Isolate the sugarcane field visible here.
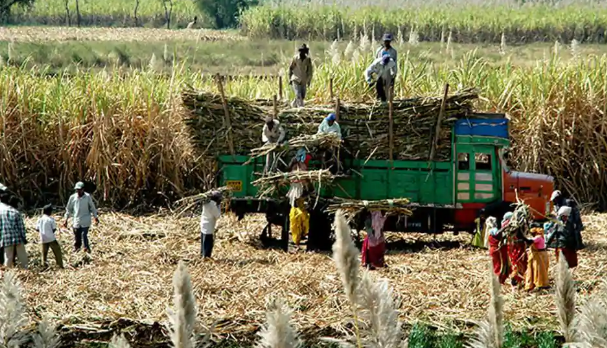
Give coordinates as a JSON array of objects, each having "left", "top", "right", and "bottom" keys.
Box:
[{"left": 2, "top": 0, "right": 607, "bottom": 347}]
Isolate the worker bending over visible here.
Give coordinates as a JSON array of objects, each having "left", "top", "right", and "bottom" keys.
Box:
[
  {"left": 261, "top": 117, "right": 286, "bottom": 174},
  {"left": 365, "top": 52, "right": 397, "bottom": 103}
]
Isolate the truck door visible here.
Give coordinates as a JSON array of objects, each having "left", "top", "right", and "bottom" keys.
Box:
[{"left": 455, "top": 144, "right": 500, "bottom": 204}]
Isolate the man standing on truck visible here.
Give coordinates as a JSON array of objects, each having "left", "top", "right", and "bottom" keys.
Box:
[
  {"left": 262, "top": 117, "right": 286, "bottom": 174},
  {"left": 317, "top": 113, "right": 342, "bottom": 173},
  {"left": 550, "top": 190, "right": 584, "bottom": 250},
  {"left": 365, "top": 52, "right": 397, "bottom": 103},
  {"left": 289, "top": 44, "right": 314, "bottom": 108}
]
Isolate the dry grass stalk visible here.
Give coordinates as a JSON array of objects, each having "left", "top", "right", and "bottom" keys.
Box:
[
  {"left": 167, "top": 261, "right": 198, "bottom": 348},
  {"left": 466, "top": 263, "right": 504, "bottom": 348},
  {"left": 109, "top": 334, "right": 132, "bottom": 348},
  {"left": 332, "top": 211, "right": 362, "bottom": 346},
  {"left": 326, "top": 197, "right": 413, "bottom": 219},
  {"left": 556, "top": 253, "right": 577, "bottom": 343},
  {"left": 0, "top": 271, "right": 28, "bottom": 347},
  {"left": 358, "top": 272, "right": 402, "bottom": 348},
  {"left": 32, "top": 318, "right": 60, "bottom": 348},
  {"left": 575, "top": 281, "right": 607, "bottom": 347},
  {"left": 256, "top": 298, "right": 301, "bottom": 348}
]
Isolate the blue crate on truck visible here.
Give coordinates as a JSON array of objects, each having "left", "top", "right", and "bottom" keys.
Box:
[{"left": 454, "top": 118, "right": 509, "bottom": 138}]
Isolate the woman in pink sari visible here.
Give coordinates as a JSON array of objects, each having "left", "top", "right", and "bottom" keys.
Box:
[{"left": 361, "top": 211, "right": 387, "bottom": 269}]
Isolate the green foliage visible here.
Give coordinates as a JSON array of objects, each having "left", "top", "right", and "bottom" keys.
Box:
[
  {"left": 536, "top": 331, "right": 558, "bottom": 348},
  {"left": 0, "top": 0, "right": 34, "bottom": 22},
  {"left": 194, "top": 0, "right": 258, "bottom": 28},
  {"left": 408, "top": 323, "right": 436, "bottom": 348}
]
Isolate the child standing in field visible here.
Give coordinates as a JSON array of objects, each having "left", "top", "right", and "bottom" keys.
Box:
[{"left": 36, "top": 204, "right": 64, "bottom": 269}]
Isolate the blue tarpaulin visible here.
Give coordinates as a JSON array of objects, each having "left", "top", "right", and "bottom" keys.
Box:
[{"left": 454, "top": 118, "right": 509, "bottom": 138}]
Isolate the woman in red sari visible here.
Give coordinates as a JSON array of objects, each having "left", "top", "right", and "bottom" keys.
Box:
[
  {"left": 361, "top": 211, "right": 387, "bottom": 270},
  {"left": 487, "top": 217, "right": 510, "bottom": 284},
  {"left": 502, "top": 212, "right": 531, "bottom": 289}
]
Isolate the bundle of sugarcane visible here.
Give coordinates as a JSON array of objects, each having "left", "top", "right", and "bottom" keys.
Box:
[
  {"left": 325, "top": 197, "right": 414, "bottom": 216},
  {"left": 251, "top": 169, "right": 336, "bottom": 197},
  {"left": 182, "top": 88, "right": 478, "bottom": 161},
  {"left": 501, "top": 199, "right": 533, "bottom": 237},
  {"left": 248, "top": 133, "right": 342, "bottom": 160},
  {"left": 172, "top": 186, "right": 232, "bottom": 216}
]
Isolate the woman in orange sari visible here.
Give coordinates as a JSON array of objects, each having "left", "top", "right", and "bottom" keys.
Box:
[{"left": 525, "top": 223, "right": 550, "bottom": 291}]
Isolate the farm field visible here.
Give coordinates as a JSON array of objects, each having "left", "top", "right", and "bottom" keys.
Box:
[
  {"left": 2, "top": 0, "right": 607, "bottom": 345},
  {"left": 12, "top": 211, "right": 607, "bottom": 347},
  {"left": 7, "top": 0, "right": 607, "bottom": 44},
  {"left": 3, "top": 26, "right": 607, "bottom": 73}
]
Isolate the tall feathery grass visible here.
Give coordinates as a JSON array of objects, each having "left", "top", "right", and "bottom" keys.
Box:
[
  {"left": 240, "top": 0, "right": 607, "bottom": 43},
  {"left": 2, "top": 50, "right": 607, "bottom": 208},
  {"left": 555, "top": 254, "right": 577, "bottom": 344},
  {"left": 256, "top": 298, "right": 301, "bottom": 348},
  {"left": 167, "top": 261, "right": 198, "bottom": 348},
  {"left": 467, "top": 264, "right": 504, "bottom": 348}
]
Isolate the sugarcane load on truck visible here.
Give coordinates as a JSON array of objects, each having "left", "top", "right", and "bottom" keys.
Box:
[{"left": 182, "top": 84, "right": 555, "bottom": 252}]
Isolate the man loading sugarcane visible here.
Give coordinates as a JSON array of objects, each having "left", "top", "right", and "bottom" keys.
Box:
[
  {"left": 289, "top": 44, "right": 314, "bottom": 108},
  {"left": 365, "top": 52, "right": 397, "bottom": 103},
  {"left": 317, "top": 113, "right": 343, "bottom": 174},
  {"left": 375, "top": 33, "right": 397, "bottom": 63},
  {"left": 262, "top": 117, "right": 286, "bottom": 174}
]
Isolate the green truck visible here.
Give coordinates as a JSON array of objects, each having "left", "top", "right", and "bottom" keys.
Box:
[{"left": 216, "top": 112, "right": 554, "bottom": 250}]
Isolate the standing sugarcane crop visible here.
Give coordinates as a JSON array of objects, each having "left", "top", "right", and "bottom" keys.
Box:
[
  {"left": 365, "top": 52, "right": 397, "bottom": 103},
  {"left": 261, "top": 117, "right": 286, "bottom": 174},
  {"left": 289, "top": 44, "right": 314, "bottom": 108}
]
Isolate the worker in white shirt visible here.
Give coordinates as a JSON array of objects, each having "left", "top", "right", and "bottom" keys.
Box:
[
  {"left": 365, "top": 52, "right": 397, "bottom": 103},
  {"left": 63, "top": 181, "right": 99, "bottom": 253},
  {"left": 201, "top": 191, "right": 222, "bottom": 259},
  {"left": 317, "top": 113, "right": 343, "bottom": 173},
  {"left": 261, "top": 117, "right": 286, "bottom": 174}
]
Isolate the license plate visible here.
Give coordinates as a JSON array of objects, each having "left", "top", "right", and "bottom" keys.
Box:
[{"left": 226, "top": 180, "right": 242, "bottom": 192}]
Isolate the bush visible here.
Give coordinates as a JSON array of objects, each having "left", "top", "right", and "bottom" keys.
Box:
[{"left": 194, "top": 0, "right": 258, "bottom": 28}]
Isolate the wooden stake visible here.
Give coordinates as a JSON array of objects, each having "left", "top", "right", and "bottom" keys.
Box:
[
  {"left": 278, "top": 76, "right": 283, "bottom": 101},
  {"left": 429, "top": 83, "right": 450, "bottom": 163},
  {"left": 335, "top": 97, "right": 340, "bottom": 121},
  {"left": 216, "top": 74, "right": 235, "bottom": 158},
  {"left": 273, "top": 95, "right": 278, "bottom": 118},
  {"left": 329, "top": 78, "right": 334, "bottom": 100},
  {"left": 388, "top": 84, "right": 394, "bottom": 166}
]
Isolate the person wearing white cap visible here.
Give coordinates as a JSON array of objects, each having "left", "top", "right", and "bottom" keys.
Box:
[
  {"left": 200, "top": 191, "right": 222, "bottom": 259},
  {"left": 63, "top": 181, "right": 99, "bottom": 253},
  {"left": 550, "top": 190, "right": 584, "bottom": 249},
  {"left": 546, "top": 206, "right": 578, "bottom": 268}
]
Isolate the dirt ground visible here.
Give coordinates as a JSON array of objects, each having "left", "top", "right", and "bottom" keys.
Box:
[{"left": 11, "top": 211, "right": 607, "bottom": 343}]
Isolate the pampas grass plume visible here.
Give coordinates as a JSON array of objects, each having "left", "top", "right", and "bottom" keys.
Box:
[
  {"left": 167, "top": 261, "right": 198, "bottom": 348},
  {"left": 358, "top": 271, "right": 402, "bottom": 348},
  {"left": 256, "top": 297, "right": 300, "bottom": 348},
  {"left": 0, "top": 271, "right": 28, "bottom": 347},
  {"left": 556, "top": 253, "right": 577, "bottom": 343},
  {"left": 109, "top": 334, "right": 132, "bottom": 348},
  {"left": 332, "top": 210, "right": 360, "bottom": 306},
  {"left": 467, "top": 262, "right": 504, "bottom": 348},
  {"left": 33, "top": 318, "right": 60, "bottom": 348}
]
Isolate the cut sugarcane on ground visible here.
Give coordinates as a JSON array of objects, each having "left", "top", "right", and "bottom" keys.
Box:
[
  {"left": 182, "top": 88, "right": 477, "bottom": 162},
  {"left": 13, "top": 211, "right": 607, "bottom": 342}
]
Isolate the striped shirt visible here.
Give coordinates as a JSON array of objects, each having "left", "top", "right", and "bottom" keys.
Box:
[{"left": 0, "top": 203, "right": 27, "bottom": 247}]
